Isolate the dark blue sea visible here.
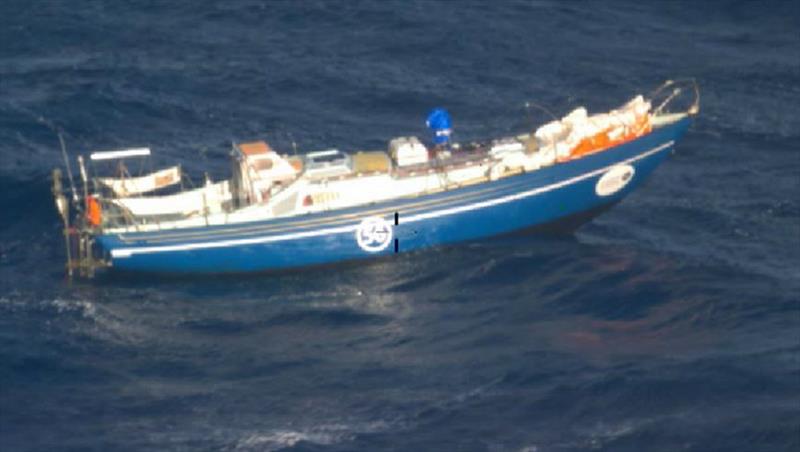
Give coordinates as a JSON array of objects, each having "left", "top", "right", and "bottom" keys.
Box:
[{"left": 1, "top": 1, "right": 799, "bottom": 451}]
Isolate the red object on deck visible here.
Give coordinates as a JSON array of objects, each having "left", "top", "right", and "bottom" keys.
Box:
[{"left": 86, "top": 196, "right": 102, "bottom": 227}]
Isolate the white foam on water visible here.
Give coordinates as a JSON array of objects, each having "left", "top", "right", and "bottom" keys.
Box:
[
  {"left": 233, "top": 421, "right": 395, "bottom": 451},
  {"left": 553, "top": 418, "right": 653, "bottom": 450},
  {"left": 235, "top": 430, "right": 338, "bottom": 451},
  {"left": 51, "top": 297, "right": 98, "bottom": 318},
  {"left": 40, "top": 296, "right": 155, "bottom": 346}
]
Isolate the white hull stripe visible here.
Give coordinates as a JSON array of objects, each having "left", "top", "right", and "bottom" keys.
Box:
[{"left": 111, "top": 141, "right": 673, "bottom": 258}]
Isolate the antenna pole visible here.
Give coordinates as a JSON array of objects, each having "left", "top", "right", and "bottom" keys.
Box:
[
  {"left": 58, "top": 133, "right": 79, "bottom": 203},
  {"left": 52, "top": 169, "right": 74, "bottom": 278},
  {"left": 288, "top": 132, "right": 298, "bottom": 155},
  {"left": 77, "top": 155, "right": 89, "bottom": 202}
]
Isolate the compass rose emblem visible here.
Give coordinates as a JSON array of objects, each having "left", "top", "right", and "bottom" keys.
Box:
[{"left": 355, "top": 217, "right": 393, "bottom": 252}]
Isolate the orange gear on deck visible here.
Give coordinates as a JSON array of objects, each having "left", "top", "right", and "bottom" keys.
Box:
[
  {"left": 86, "top": 196, "right": 102, "bottom": 227},
  {"left": 569, "top": 114, "right": 652, "bottom": 160}
]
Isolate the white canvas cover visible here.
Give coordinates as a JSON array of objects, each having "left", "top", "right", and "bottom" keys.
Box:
[
  {"left": 113, "top": 181, "right": 231, "bottom": 217},
  {"left": 98, "top": 166, "right": 181, "bottom": 196},
  {"left": 389, "top": 137, "right": 428, "bottom": 167}
]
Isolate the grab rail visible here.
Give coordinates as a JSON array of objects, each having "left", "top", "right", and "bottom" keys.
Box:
[{"left": 649, "top": 78, "right": 700, "bottom": 117}]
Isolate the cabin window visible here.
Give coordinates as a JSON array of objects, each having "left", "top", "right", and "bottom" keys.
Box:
[
  {"left": 310, "top": 153, "right": 343, "bottom": 164},
  {"left": 251, "top": 158, "right": 274, "bottom": 171}
]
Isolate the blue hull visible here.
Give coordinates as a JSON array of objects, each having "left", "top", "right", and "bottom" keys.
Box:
[{"left": 98, "top": 118, "right": 690, "bottom": 274}]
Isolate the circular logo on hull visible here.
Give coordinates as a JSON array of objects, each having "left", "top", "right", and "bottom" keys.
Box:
[
  {"left": 596, "top": 164, "right": 635, "bottom": 197},
  {"left": 355, "top": 217, "right": 393, "bottom": 253}
]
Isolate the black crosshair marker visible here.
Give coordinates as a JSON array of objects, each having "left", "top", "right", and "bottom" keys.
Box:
[
  {"left": 393, "top": 211, "right": 420, "bottom": 253},
  {"left": 394, "top": 211, "right": 399, "bottom": 253}
]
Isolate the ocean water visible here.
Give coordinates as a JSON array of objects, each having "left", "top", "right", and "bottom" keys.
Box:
[{"left": 1, "top": 1, "right": 799, "bottom": 451}]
